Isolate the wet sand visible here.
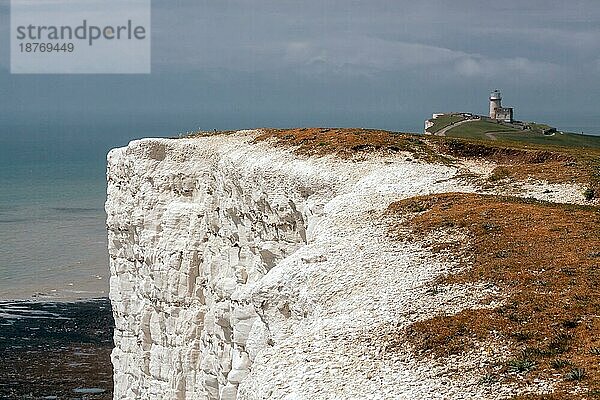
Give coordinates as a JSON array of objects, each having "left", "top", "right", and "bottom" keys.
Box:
[{"left": 0, "top": 298, "right": 114, "bottom": 399}]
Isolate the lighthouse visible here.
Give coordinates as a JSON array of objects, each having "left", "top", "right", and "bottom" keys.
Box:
[
  {"left": 489, "top": 90, "right": 514, "bottom": 122},
  {"left": 489, "top": 90, "right": 502, "bottom": 119}
]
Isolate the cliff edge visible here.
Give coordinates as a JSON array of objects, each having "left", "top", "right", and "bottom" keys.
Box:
[{"left": 106, "top": 129, "right": 599, "bottom": 399}]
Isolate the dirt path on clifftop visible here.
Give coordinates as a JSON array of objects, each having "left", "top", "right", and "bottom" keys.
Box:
[{"left": 435, "top": 118, "right": 475, "bottom": 136}]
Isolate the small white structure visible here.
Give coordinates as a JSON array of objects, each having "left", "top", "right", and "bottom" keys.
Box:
[
  {"left": 424, "top": 113, "right": 444, "bottom": 133},
  {"left": 489, "top": 90, "right": 514, "bottom": 122}
]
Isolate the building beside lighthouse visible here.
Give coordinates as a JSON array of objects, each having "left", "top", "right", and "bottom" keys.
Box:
[
  {"left": 489, "top": 90, "right": 514, "bottom": 122},
  {"left": 424, "top": 90, "right": 522, "bottom": 134}
]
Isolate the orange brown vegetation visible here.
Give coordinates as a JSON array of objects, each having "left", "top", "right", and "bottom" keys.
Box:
[
  {"left": 436, "top": 138, "right": 600, "bottom": 192},
  {"left": 254, "top": 128, "right": 441, "bottom": 160},
  {"left": 389, "top": 193, "right": 600, "bottom": 398}
]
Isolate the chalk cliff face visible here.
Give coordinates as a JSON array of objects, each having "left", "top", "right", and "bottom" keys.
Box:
[{"left": 106, "top": 131, "right": 583, "bottom": 399}]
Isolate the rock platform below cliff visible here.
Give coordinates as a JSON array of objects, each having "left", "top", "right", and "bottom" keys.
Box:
[{"left": 0, "top": 299, "right": 114, "bottom": 399}]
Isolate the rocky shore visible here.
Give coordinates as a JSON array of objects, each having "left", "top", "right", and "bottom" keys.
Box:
[{"left": 0, "top": 298, "right": 114, "bottom": 399}]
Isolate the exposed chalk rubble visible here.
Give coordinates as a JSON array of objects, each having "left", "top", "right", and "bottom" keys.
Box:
[{"left": 106, "top": 131, "right": 588, "bottom": 399}]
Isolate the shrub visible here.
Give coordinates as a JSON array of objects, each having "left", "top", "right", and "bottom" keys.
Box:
[
  {"left": 488, "top": 167, "right": 511, "bottom": 182},
  {"left": 551, "top": 359, "right": 570, "bottom": 369},
  {"left": 508, "top": 358, "right": 536, "bottom": 373},
  {"left": 583, "top": 187, "right": 595, "bottom": 200},
  {"left": 565, "top": 367, "right": 586, "bottom": 381}
]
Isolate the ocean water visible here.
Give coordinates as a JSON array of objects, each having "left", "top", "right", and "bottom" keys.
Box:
[
  {"left": 0, "top": 116, "right": 198, "bottom": 301},
  {"left": 0, "top": 118, "right": 167, "bottom": 300},
  {"left": 0, "top": 151, "right": 110, "bottom": 300}
]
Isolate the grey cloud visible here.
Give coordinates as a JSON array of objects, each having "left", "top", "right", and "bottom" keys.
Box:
[{"left": 1, "top": 0, "right": 600, "bottom": 135}]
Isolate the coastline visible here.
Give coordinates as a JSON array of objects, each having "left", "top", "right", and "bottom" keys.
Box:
[{"left": 0, "top": 298, "right": 114, "bottom": 399}]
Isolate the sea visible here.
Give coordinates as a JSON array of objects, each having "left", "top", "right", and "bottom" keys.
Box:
[
  {"left": 0, "top": 142, "right": 115, "bottom": 300},
  {"left": 0, "top": 118, "right": 598, "bottom": 301},
  {"left": 0, "top": 158, "right": 108, "bottom": 299},
  {"left": 0, "top": 119, "right": 178, "bottom": 301}
]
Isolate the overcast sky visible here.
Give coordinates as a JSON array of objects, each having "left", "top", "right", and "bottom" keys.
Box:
[{"left": 1, "top": 0, "right": 600, "bottom": 141}]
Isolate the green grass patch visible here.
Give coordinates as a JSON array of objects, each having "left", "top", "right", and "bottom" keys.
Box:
[
  {"left": 446, "top": 120, "right": 600, "bottom": 149},
  {"left": 494, "top": 131, "right": 600, "bottom": 149},
  {"left": 426, "top": 114, "right": 467, "bottom": 134},
  {"left": 525, "top": 122, "right": 554, "bottom": 134},
  {"left": 445, "top": 119, "right": 520, "bottom": 138}
]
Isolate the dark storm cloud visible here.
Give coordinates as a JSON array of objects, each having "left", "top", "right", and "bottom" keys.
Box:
[
  {"left": 150, "top": 0, "right": 599, "bottom": 75},
  {"left": 1, "top": 0, "right": 600, "bottom": 134}
]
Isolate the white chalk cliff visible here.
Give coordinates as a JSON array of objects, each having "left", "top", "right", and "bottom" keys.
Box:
[{"left": 106, "top": 131, "right": 586, "bottom": 399}]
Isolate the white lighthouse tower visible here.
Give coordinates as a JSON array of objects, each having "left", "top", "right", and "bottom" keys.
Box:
[{"left": 489, "top": 89, "right": 502, "bottom": 119}]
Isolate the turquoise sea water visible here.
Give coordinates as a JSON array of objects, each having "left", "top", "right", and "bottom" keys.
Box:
[
  {"left": 0, "top": 112, "right": 207, "bottom": 300},
  {"left": 0, "top": 145, "right": 111, "bottom": 300},
  {"left": 0, "top": 118, "right": 177, "bottom": 300}
]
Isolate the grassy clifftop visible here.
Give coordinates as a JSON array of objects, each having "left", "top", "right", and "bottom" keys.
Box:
[
  {"left": 444, "top": 118, "right": 600, "bottom": 149},
  {"left": 426, "top": 113, "right": 469, "bottom": 134}
]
